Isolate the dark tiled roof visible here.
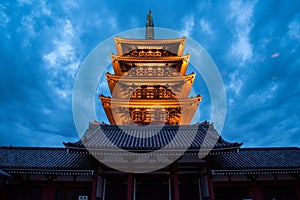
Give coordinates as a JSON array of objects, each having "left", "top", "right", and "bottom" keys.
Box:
[
  {"left": 211, "top": 147, "right": 300, "bottom": 175},
  {"left": 0, "top": 169, "right": 10, "bottom": 177},
  {"left": 64, "top": 123, "right": 241, "bottom": 153},
  {"left": 0, "top": 147, "right": 94, "bottom": 175}
]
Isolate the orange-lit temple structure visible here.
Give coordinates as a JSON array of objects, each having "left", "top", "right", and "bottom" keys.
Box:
[
  {"left": 0, "top": 11, "right": 299, "bottom": 200},
  {"left": 100, "top": 33, "right": 200, "bottom": 125}
]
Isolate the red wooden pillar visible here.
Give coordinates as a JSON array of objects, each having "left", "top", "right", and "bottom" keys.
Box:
[
  {"left": 207, "top": 172, "right": 215, "bottom": 200},
  {"left": 127, "top": 173, "right": 133, "bottom": 200},
  {"left": 41, "top": 185, "right": 56, "bottom": 200},
  {"left": 249, "top": 186, "right": 263, "bottom": 200},
  {"left": 172, "top": 163, "right": 180, "bottom": 200},
  {"left": 296, "top": 185, "right": 300, "bottom": 200},
  {"left": 91, "top": 171, "right": 99, "bottom": 200}
]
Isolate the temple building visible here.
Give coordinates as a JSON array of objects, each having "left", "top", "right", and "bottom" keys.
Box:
[{"left": 0, "top": 10, "right": 299, "bottom": 200}]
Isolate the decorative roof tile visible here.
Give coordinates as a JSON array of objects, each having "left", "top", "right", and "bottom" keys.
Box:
[
  {"left": 64, "top": 123, "right": 242, "bottom": 153},
  {"left": 0, "top": 147, "right": 94, "bottom": 175},
  {"left": 211, "top": 147, "right": 300, "bottom": 175}
]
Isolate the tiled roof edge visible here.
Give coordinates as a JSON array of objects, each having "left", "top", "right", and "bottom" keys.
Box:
[{"left": 0, "top": 146, "right": 67, "bottom": 150}]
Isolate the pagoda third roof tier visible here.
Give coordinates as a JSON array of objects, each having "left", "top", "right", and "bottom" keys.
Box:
[
  {"left": 100, "top": 95, "right": 201, "bottom": 125},
  {"left": 114, "top": 36, "right": 186, "bottom": 56},
  {"left": 106, "top": 73, "right": 196, "bottom": 99}
]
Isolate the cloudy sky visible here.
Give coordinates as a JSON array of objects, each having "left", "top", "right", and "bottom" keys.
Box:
[{"left": 0, "top": 0, "right": 299, "bottom": 147}]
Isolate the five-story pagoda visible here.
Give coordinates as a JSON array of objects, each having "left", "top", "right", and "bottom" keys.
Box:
[{"left": 100, "top": 10, "right": 201, "bottom": 126}]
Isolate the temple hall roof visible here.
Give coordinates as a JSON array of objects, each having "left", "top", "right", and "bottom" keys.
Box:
[
  {"left": 0, "top": 147, "right": 94, "bottom": 175},
  {"left": 0, "top": 169, "right": 10, "bottom": 178},
  {"left": 64, "top": 123, "right": 242, "bottom": 154},
  {"left": 211, "top": 147, "right": 300, "bottom": 175},
  {"left": 0, "top": 146, "right": 299, "bottom": 176}
]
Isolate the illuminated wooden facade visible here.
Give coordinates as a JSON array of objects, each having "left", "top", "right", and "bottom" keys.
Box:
[{"left": 100, "top": 24, "right": 200, "bottom": 126}]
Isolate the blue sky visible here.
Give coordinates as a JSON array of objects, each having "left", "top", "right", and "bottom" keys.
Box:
[{"left": 0, "top": 0, "right": 299, "bottom": 147}]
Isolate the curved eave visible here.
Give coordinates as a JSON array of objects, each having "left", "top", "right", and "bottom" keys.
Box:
[
  {"left": 211, "top": 168, "right": 300, "bottom": 176},
  {"left": 106, "top": 73, "right": 195, "bottom": 98},
  {"left": 4, "top": 168, "right": 94, "bottom": 176},
  {"left": 114, "top": 36, "right": 186, "bottom": 45},
  {"left": 100, "top": 95, "right": 201, "bottom": 108},
  {"left": 114, "top": 36, "right": 186, "bottom": 56},
  {"left": 63, "top": 124, "right": 242, "bottom": 154},
  {"left": 106, "top": 73, "right": 195, "bottom": 84}
]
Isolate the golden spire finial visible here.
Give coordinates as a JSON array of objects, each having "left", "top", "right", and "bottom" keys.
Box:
[{"left": 146, "top": 9, "right": 154, "bottom": 40}]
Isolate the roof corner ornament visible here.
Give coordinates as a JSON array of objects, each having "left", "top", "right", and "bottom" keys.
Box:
[{"left": 145, "top": 9, "right": 154, "bottom": 40}]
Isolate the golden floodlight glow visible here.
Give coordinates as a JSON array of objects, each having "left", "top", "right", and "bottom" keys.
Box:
[{"left": 100, "top": 17, "right": 201, "bottom": 126}]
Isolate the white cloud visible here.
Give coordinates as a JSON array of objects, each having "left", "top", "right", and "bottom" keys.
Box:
[
  {"left": 43, "top": 19, "right": 81, "bottom": 100},
  {"left": 43, "top": 20, "right": 79, "bottom": 76},
  {"left": 198, "top": 0, "right": 212, "bottom": 11},
  {"left": 227, "top": 70, "right": 243, "bottom": 95},
  {"left": 63, "top": 20, "right": 74, "bottom": 37},
  {"left": 108, "top": 16, "right": 117, "bottom": 29},
  {"left": 0, "top": 4, "right": 9, "bottom": 28},
  {"left": 181, "top": 14, "right": 195, "bottom": 36},
  {"left": 288, "top": 20, "right": 300, "bottom": 40},
  {"left": 20, "top": 15, "right": 36, "bottom": 37},
  {"left": 17, "top": 0, "right": 33, "bottom": 5},
  {"left": 62, "top": 0, "right": 79, "bottom": 10},
  {"left": 200, "top": 18, "right": 213, "bottom": 35},
  {"left": 40, "top": 0, "right": 51, "bottom": 16},
  {"left": 246, "top": 82, "right": 278, "bottom": 105},
  {"left": 229, "top": 0, "right": 257, "bottom": 66}
]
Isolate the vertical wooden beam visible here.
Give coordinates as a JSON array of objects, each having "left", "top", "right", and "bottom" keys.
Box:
[
  {"left": 172, "top": 163, "right": 180, "bottom": 200},
  {"left": 127, "top": 173, "right": 133, "bottom": 200},
  {"left": 249, "top": 186, "right": 263, "bottom": 200},
  {"left": 41, "top": 184, "right": 56, "bottom": 200},
  {"left": 91, "top": 171, "right": 98, "bottom": 200},
  {"left": 207, "top": 172, "right": 215, "bottom": 200},
  {"left": 296, "top": 185, "right": 300, "bottom": 200}
]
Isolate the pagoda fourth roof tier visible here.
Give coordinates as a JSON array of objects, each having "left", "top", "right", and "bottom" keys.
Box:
[
  {"left": 100, "top": 95, "right": 201, "bottom": 125},
  {"left": 114, "top": 36, "right": 186, "bottom": 56},
  {"left": 105, "top": 73, "right": 196, "bottom": 99},
  {"left": 111, "top": 57, "right": 189, "bottom": 76}
]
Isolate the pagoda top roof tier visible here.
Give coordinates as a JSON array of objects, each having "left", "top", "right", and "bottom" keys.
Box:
[
  {"left": 111, "top": 54, "right": 190, "bottom": 62},
  {"left": 114, "top": 36, "right": 186, "bottom": 56}
]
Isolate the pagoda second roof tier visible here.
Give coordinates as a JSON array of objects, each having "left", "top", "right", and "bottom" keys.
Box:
[
  {"left": 114, "top": 36, "right": 186, "bottom": 56},
  {"left": 100, "top": 95, "right": 201, "bottom": 125},
  {"left": 106, "top": 73, "right": 195, "bottom": 99},
  {"left": 111, "top": 58, "right": 189, "bottom": 76}
]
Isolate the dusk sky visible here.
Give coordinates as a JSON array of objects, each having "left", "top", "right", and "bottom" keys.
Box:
[{"left": 0, "top": 0, "right": 299, "bottom": 147}]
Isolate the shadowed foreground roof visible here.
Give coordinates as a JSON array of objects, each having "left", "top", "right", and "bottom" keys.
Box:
[
  {"left": 0, "top": 147, "right": 94, "bottom": 175},
  {"left": 0, "top": 146, "right": 299, "bottom": 175},
  {"left": 64, "top": 123, "right": 242, "bottom": 154},
  {"left": 211, "top": 147, "right": 300, "bottom": 175},
  {"left": 0, "top": 169, "right": 10, "bottom": 178}
]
